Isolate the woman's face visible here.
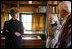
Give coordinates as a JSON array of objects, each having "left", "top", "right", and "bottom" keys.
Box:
[{"left": 12, "top": 13, "right": 19, "bottom": 19}]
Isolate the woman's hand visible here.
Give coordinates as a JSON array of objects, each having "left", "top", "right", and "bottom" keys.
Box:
[{"left": 15, "top": 32, "right": 21, "bottom": 37}]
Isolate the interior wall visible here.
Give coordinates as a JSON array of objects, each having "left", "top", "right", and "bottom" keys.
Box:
[
  {"left": 32, "top": 14, "right": 44, "bottom": 31},
  {"left": 1, "top": 13, "right": 8, "bottom": 30},
  {"left": 19, "top": 7, "right": 37, "bottom": 12}
]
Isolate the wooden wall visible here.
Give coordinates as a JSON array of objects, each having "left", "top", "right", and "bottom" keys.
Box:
[
  {"left": 1, "top": 1, "right": 47, "bottom": 5},
  {"left": 32, "top": 14, "right": 45, "bottom": 31},
  {"left": 1, "top": 13, "right": 8, "bottom": 30}
]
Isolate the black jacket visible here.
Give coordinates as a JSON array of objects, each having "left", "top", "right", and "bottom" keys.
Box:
[{"left": 2, "top": 19, "right": 24, "bottom": 48}]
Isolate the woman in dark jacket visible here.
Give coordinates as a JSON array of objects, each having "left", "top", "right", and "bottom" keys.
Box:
[{"left": 2, "top": 8, "right": 24, "bottom": 48}]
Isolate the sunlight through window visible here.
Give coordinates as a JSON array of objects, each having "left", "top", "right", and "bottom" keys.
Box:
[{"left": 21, "top": 14, "right": 32, "bottom": 34}]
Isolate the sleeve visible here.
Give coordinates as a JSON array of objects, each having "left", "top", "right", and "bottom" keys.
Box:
[{"left": 2, "top": 21, "right": 7, "bottom": 36}]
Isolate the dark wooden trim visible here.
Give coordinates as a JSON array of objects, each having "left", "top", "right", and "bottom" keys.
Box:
[{"left": 1, "top": 3, "right": 47, "bottom": 7}]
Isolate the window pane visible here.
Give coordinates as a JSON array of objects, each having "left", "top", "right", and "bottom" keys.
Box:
[
  {"left": 26, "top": 23, "right": 32, "bottom": 30},
  {"left": 27, "top": 15, "right": 32, "bottom": 22},
  {"left": 22, "top": 15, "right": 27, "bottom": 23},
  {"left": 9, "top": 14, "right": 12, "bottom": 20},
  {"left": 21, "top": 14, "right": 32, "bottom": 30},
  {"left": 23, "top": 23, "right": 27, "bottom": 30}
]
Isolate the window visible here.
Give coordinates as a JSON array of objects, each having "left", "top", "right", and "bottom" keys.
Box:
[{"left": 21, "top": 14, "right": 32, "bottom": 34}]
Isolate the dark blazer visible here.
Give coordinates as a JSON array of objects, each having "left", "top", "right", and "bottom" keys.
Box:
[
  {"left": 58, "top": 15, "right": 71, "bottom": 48},
  {"left": 2, "top": 19, "right": 24, "bottom": 48}
]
